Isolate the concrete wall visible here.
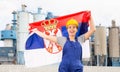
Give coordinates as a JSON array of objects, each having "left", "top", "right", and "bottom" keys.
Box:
[{"left": 0, "top": 65, "right": 120, "bottom": 72}]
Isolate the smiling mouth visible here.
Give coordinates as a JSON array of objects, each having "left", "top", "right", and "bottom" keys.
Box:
[{"left": 69, "top": 31, "right": 75, "bottom": 33}]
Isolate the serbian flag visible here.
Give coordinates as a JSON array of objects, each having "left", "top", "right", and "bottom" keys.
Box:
[{"left": 24, "top": 11, "right": 91, "bottom": 67}]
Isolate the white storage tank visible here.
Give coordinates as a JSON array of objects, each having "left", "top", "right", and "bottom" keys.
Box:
[
  {"left": 17, "top": 11, "right": 29, "bottom": 32},
  {"left": 108, "top": 20, "right": 119, "bottom": 57},
  {"left": 16, "top": 5, "right": 29, "bottom": 51},
  {"left": 33, "top": 8, "right": 46, "bottom": 22},
  {"left": 94, "top": 25, "right": 107, "bottom": 55}
]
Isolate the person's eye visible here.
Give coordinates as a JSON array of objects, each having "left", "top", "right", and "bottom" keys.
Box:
[
  {"left": 73, "top": 26, "right": 76, "bottom": 29},
  {"left": 68, "top": 26, "right": 71, "bottom": 29}
]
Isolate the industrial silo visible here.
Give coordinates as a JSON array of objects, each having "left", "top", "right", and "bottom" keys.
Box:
[
  {"left": 33, "top": 8, "right": 46, "bottom": 22},
  {"left": 16, "top": 4, "right": 30, "bottom": 64},
  {"left": 108, "top": 20, "right": 120, "bottom": 66},
  {"left": 94, "top": 25, "right": 107, "bottom": 66}
]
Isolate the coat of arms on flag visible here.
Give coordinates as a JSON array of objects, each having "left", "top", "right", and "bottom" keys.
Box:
[{"left": 40, "top": 19, "right": 62, "bottom": 54}]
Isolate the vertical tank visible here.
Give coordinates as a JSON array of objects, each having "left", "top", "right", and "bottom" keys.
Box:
[
  {"left": 33, "top": 8, "right": 46, "bottom": 22},
  {"left": 94, "top": 25, "right": 107, "bottom": 66},
  {"left": 108, "top": 20, "right": 120, "bottom": 66},
  {"left": 108, "top": 20, "right": 119, "bottom": 57},
  {"left": 94, "top": 25, "right": 107, "bottom": 55},
  {"left": 16, "top": 4, "right": 29, "bottom": 51}
]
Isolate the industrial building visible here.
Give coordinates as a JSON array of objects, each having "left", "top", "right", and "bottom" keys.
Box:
[{"left": 0, "top": 5, "right": 120, "bottom": 66}]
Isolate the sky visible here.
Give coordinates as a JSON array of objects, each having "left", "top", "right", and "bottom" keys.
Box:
[{"left": 0, "top": 0, "right": 120, "bottom": 46}]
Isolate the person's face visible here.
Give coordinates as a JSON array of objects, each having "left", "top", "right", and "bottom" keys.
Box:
[{"left": 67, "top": 25, "right": 78, "bottom": 36}]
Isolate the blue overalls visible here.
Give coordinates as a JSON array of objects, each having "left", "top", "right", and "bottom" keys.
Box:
[{"left": 59, "top": 37, "right": 83, "bottom": 72}]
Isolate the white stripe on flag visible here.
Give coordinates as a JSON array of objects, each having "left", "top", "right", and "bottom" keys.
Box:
[{"left": 24, "top": 48, "right": 62, "bottom": 67}]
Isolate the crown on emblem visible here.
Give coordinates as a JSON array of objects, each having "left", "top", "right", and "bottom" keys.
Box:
[{"left": 41, "top": 19, "right": 58, "bottom": 30}]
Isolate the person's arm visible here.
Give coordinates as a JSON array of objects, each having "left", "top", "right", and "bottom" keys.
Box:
[
  {"left": 85, "top": 16, "right": 96, "bottom": 40},
  {"left": 32, "top": 29, "right": 57, "bottom": 43}
]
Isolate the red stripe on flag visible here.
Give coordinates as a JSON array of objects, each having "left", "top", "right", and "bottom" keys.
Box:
[{"left": 29, "top": 10, "right": 91, "bottom": 32}]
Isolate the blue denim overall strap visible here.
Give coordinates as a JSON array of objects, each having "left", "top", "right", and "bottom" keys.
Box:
[{"left": 59, "top": 37, "right": 83, "bottom": 72}]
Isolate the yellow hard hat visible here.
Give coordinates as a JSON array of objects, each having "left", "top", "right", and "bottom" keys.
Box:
[{"left": 66, "top": 19, "right": 78, "bottom": 28}]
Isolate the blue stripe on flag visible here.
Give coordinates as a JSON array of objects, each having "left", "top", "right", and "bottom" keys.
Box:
[{"left": 26, "top": 33, "right": 44, "bottom": 50}]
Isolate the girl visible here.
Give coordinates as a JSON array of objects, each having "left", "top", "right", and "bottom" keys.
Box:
[{"left": 32, "top": 16, "right": 96, "bottom": 72}]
